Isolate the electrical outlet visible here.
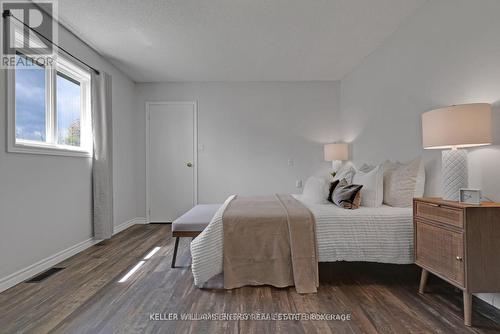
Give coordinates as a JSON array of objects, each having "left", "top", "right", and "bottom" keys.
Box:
[
  {"left": 288, "top": 158, "right": 294, "bottom": 167},
  {"left": 296, "top": 180, "right": 303, "bottom": 188}
]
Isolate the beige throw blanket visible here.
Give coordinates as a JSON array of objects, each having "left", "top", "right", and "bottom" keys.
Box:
[{"left": 222, "top": 194, "right": 318, "bottom": 293}]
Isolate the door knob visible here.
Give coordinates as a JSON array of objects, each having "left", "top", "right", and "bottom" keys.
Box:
[{"left": 186, "top": 162, "right": 193, "bottom": 167}]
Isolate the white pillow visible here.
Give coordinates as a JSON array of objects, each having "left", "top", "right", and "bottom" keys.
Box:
[
  {"left": 358, "top": 163, "right": 374, "bottom": 173},
  {"left": 333, "top": 161, "right": 356, "bottom": 184},
  {"left": 352, "top": 165, "right": 384, "bottom": 207},
  {"left": 300, "top": 177, "right": 329, "bottom": 204},
  {"left": 383, "top": 158, "right": 425, "bottom": 207},
  {"left": 414, "top": 160, "right": 425, "bottom": 198}
]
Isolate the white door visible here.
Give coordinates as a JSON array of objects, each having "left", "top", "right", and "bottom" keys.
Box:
[{"left": 147, "top": 102, "right": 197, "bottom": 222}]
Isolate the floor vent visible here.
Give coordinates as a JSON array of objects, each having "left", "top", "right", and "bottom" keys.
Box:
[{"left": 25, "top": 267, "right": 65, "bottom": 283}]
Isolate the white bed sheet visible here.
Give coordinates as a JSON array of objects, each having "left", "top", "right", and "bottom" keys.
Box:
[
  {"left": 190, "top": 195, "right": 413, "bottom": 287},
  {"left": 302, "top": 199, "right": 413, "bottom": 263}
]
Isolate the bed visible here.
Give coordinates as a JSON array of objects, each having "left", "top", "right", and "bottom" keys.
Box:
[{"left": 190, "top": 195, "right": 413, "bottom": 288}]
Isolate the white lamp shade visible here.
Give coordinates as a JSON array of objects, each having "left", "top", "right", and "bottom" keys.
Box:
[
  {"left": 324, "top": 143, "right": 348, "bottom": 161},
  {"left": 422, "top": 103, "right": 492, "bottom": 149}
]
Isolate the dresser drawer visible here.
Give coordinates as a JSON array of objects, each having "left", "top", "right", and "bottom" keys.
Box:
[
  {"left": 415, "top": 201, "right": 463, "bottom": 228},
  {"left": 415, "top": 221, "right": 464, "bottom": 287}
]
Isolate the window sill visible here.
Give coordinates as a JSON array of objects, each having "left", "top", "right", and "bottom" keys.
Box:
[{"left": 8, "top": 141, "right": 92, "bottom": 158}]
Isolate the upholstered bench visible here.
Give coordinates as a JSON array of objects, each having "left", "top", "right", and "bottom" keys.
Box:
[{"left": 171, "top": 204, "right": 221, "bottom": 268}]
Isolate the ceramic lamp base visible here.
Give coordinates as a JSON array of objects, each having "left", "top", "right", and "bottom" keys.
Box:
[
  {"left": 331, "top": 160, "right": 342, "bottom": 172},
  {"left": 442, "top": 149, "right": 468, "bottom": 201}
]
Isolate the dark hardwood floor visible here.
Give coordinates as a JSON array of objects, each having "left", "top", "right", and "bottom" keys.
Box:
[{"left": 1, "top": 224, "right": 500, "bottom": 334}]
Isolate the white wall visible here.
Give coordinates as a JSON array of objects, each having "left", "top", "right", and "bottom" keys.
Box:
[
  {"left": 135, "top": 82, "right": 341, "bottom": 207},
  {"left": 0, "top": 25, "right": 140, "bottom": 283},
  {"left": 340, "top": 0, "right": 500, "bottom": 307}
]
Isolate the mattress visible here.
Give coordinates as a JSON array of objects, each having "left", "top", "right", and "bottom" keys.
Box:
[
  {"left": 190, "top": 195, "right": 413, "bottom": 287},
  {"left": 302, "top": 200, "right": 413, "bottom": 263}
]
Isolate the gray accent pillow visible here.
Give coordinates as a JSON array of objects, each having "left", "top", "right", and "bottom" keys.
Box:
[
  {"left": 332, "top": 183, "right": 363, "bottom": 209},
  {"left": 327, "top": 178, "right": 348, "bottom": 203}
]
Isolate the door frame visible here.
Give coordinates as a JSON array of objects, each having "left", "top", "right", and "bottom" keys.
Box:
[{"left": 145, "top": 101, "right": 198, "bottom": 223}]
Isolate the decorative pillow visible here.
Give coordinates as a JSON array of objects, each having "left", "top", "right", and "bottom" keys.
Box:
[
  {"left": 414, "top": 160, "right": 425, "bottom": 198},
  {"left": 352, "top": 164, "right": 384, "bottom": 207},
  {"left": 383, "top": 158, "right": 425, "bottom": 207},
  {"left": 333, "top": 161, "right": 356, "bottom": 184},
  {"left": 382, "top": 160, "right": 398, "bottom": 174},
  {"left": 328, "top": 178, "right": 348, "bottom": 203},
  {"left": 301, "top": 176, "right": 329, "bottom": 204},
  {"left": 327, "top": 179, "right": 340, "bottom": 203},
  {"left": 358, "top": 163, "right": 375, "bottom": 173},
  {"left": 332, "top": 183, "right": 363, "bottom": 209}
]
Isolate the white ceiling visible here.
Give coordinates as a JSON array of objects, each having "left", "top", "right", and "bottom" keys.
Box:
[{"left": 58, "top": 0, "right": 426, "bottom": 82}]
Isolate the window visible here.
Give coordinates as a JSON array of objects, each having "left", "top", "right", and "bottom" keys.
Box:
[
  {"left": 8, "top": 54, "right": 92, "bottom": 157},
  {"left": 14, "top": 55, "right": 46, "bottom": 142},
  {"left": 57, "top": 72, "right": 82, "bottom": 147}
]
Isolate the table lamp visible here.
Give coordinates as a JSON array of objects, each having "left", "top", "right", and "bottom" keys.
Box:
[
  {"left": 324, "top": 143, "right": 349, "bottom": 175},
  {"left": 422, "top": 103, "right": 492, "bottom": 201}
]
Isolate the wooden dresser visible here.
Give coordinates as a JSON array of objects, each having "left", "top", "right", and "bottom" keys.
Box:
[{"left": 414, "top": 197, "right": 500, "bottom": 326}]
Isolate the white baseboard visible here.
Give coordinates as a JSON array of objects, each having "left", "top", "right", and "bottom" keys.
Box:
[
  {"left": 114, "top": 217, "right": 147, "bottom": 235},
  {"left": 0, "top": 237, "right": 98, "bottom": 293},
  {"left": 0, "top": 217, "right": 147, "bottom": 293}
]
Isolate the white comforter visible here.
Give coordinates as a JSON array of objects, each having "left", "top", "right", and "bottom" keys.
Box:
[{"left": 190, "top": 195, "right": 413, "bottom": 287}]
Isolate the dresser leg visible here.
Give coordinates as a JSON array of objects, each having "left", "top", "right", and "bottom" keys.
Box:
[
  {"left": 463, "top": 292, "right": 472, "bottom": 326},
  {"left": 419, "top": 269, "right": 429, "bottom": 294}
]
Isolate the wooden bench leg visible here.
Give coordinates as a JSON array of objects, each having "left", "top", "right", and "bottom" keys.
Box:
[{"left": 171, "top": 237, "right": 180, "bottom": 268}]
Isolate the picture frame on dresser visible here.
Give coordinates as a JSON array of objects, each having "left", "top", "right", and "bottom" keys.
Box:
[
  {"left": 413, "top": 197, "right": 500, "bottom": 327},
  {"left": 459, "top": 189, "right": 481, "bottom": 205}
]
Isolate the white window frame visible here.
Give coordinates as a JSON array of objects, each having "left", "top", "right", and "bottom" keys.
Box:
[{"left": 7, "top": 54, "right": 92, "bottom": 158}]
